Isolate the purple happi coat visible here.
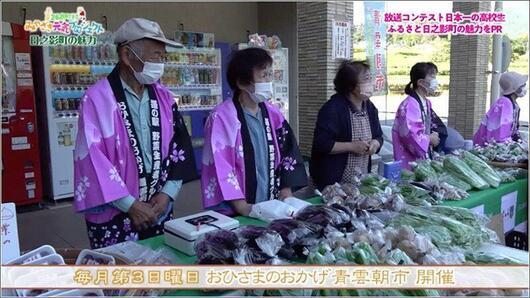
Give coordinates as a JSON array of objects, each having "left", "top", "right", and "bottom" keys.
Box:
[
  {"left": 201, "top": 96, "right": 307, "bottom": 215},
  {"left": 74, "top": 67, "right": 196, "bottom": 224},
  {"left": 392, "top": 94, "right": 447, "bottom": 170},
  {"left": 473, "top": 96, "right": 521, "bottom": 146}
]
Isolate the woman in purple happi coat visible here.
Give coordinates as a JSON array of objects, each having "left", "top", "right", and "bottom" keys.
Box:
[
  {"left": 473, "top": 71, "right": 527, "bottom": 146},
  {"left": 392, "top": 62, "right": 448, "bottom": 170},
  {"left": 201, "top": 48, "right": 307, "bottom": 216},
  {"left": 74, "top": 18, "right": 196, "bottom": 248}
]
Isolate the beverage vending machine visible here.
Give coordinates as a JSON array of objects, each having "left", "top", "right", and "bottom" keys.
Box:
[
  {"left": 166, "top": 33, "right": 223, "bottom": 172},
  {"left": 1, "top": 22, "right": 43, "bottom": 206},
  {"left": 33, "top": 32, "right": 117, "bottom": 200}
]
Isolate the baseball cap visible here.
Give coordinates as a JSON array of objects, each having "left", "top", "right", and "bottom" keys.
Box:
[
  {"left": 114, "top": 18, "right": 183, "bottom": 48},
  {"left": 499, "top": 72, "right": 528, "bottom": 95}
]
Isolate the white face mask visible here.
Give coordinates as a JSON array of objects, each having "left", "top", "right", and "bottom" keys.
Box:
[
  {"left": 359, "top": 82, "right": 374, "bottom": 98},
  {"left": 128, "top": 46, "right": 164, "bottom": 85},
  {"left": 516, "top": 86, "right": 527, "bottom": 98},
  {"left": 421, "top": 78, "right": 438, "bottom": 95},
  {"left": 246, "top": 82, "right": 273, "bottom": 103}
]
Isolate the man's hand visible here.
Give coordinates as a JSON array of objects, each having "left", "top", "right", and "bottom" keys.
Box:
[
  {"left": 429, "top": 132, "right": 440, "bottom": 147},
  {"left": 351, "top": 140, "right": 370, "bottom": 155},
  {"left": 368, "top": 140, "right": 381, "bottom": 155},
  {"left": 150, "top": 193, "right": 171, "bottom": 219},
  {"left": 128, "top": 201, "right": 157, "bottom": 231}
]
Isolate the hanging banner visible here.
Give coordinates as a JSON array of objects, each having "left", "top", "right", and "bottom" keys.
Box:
[
  {"left": 332, "top": 20, "right": 352, "bottom": 60},
  {"left": 364, "top": 2, "right": 388, "bottom": 95}
]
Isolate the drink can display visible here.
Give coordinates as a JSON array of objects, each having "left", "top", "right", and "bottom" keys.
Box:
[
  {"left": 69, "top": 98, "right": 76, "bottom": 110},
  {"left": 62, "top": 98, "right": 70, "bottom": 110},
  {"left": 85, "top": 46, "right": 92, "bottom": 61},
  {"left": 55, "top": 98, "right": 63, "bottom": 111},
  {"left": 72, "top": 46, "right": 77, "bottom": 60},
  {"left": 78, "top": 46, "right": 84, "bottom": 60}
]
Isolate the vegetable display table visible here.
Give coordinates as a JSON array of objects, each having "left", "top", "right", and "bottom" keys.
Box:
[{"left": 137, "top": 178, "right": 527, "bottom": 296}]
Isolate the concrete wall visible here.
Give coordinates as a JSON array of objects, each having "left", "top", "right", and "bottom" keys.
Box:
[
  {"left": 448, "top": 1, "right": 491, "bottom": 139},
  {"left": 2, "top": 2, "right": 258, "bottom": 44},
  {"left": 297, "top": 2, "right": 354, "bottom": 156},
  {"left": 257, "top": 2, "right": 298, "bottom": 137}
]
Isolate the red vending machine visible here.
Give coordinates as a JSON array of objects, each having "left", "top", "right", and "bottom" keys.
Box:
[{"left": 2, "top": 22, "right": 43, "bottom": 206}]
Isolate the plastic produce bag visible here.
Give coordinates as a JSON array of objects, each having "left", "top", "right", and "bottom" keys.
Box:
[
  {"left": 268, "top": 219, "right": 322, "bottom": 259},
  {"left": 295, "top": 205, "right": 352, "bottom": 230},
  {"left": 443, "top": 156, "right": 489, "bottom": 190},
  {"left": 195, "top": 230, "right": 240, "bottom": 264},
  {"left": 385, "top": 249, "right": 415, "bottom": 265},
  {"left": 234, "top": 226, "right": 285, "bottom": 264},
  {"left": 411, "top": 160, "right": 438, "bottom": 181},
  {"left": 461, "top": 151, "right": 501, "bottom": 188},
  {"left": 249, "top": 199, "right": 297, "bottom": 222}
]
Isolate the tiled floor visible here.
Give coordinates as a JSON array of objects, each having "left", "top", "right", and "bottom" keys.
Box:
[{"left": 16, "top": 180, "right": 204, "bottom": 252}]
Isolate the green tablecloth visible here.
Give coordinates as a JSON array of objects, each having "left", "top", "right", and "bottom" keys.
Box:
[{"left": 138, "top": 178, "right": 528, "bottom": 295}]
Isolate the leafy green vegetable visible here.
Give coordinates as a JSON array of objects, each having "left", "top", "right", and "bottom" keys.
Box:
[
  {"left": 413, "top": 160, "right": 438, "bottom": 181},
  {"left": 385, "top": 249, "right": 415, "bottom": 265},
  {"left": 437, "top": 173, "right": 472, "bottom": 191},
  {"left": 430, "top": 160, "right": 445, "bottom": 173},
  {"left": 399, "top": 184, "right": 437, "bottom": 206},
  {"left": 401, "top": 169, "right": 415, "bottom": 182},
  {"left": 443, "top": 156, "right": 489, "bottom": 190},
  {"left": 350, "top": 242, "right": 380, "bottom": 265},
  {"left": 462, "top": 151, "right": 501, "bottom": 188},
  {"left": 390, "top": 206, "right": 491, "bottom": 250},
  {"left": 414, "top": 225, "right": 453, "bottom": 250},
  {"left": 361, "top": 174, "right": 390, "bottom": 189},
  {"left": 465, "top": 252, "right": 522, "bottom": 265},
  {"left": 359, "top": 185, "right": 383, "bottom": 195}
]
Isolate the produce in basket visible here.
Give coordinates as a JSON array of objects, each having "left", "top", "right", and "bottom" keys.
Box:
[
  {"left": 461, "top": 151, "right": 501, "bottom": 188},
  {"left": 443, "top": 155, "right": 489, "bottom": 190}
]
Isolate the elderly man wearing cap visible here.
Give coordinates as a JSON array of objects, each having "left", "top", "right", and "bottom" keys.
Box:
[
  {"left": 473, "top": 72, "right": 528, "bottom": 146},
  {"left": 73, "top": 18, "right": 197, "bottom": 248}
]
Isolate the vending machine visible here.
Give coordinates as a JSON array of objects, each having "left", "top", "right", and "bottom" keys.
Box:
[
  {"left": 236, "top": 43, "right": 290, "bottom": 120},
  {"left": 168, "top": 31, "right": 223, "bottom": 172},
  {"left": 1, "top": 22, "right": 43, "bottom": 206},
  {"left": 33, "top": 32, "right": 117, "bottom": 200}
]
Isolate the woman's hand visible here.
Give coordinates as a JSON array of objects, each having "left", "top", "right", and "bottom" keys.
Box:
[
  {"left": 368, "top": 140, "right": 381, "bottom": 155},
  {"left": 351, "top": 140, "right": 370, "bottom": 155},
  {"left": 429, "top": 132, "right": 440, "bottom": 147},
  {"left": 279, "top": 187, "right": 293, "bottom": 200},
  {"left": 229, "top": 199, "right": 252, "bottom": 216}
]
